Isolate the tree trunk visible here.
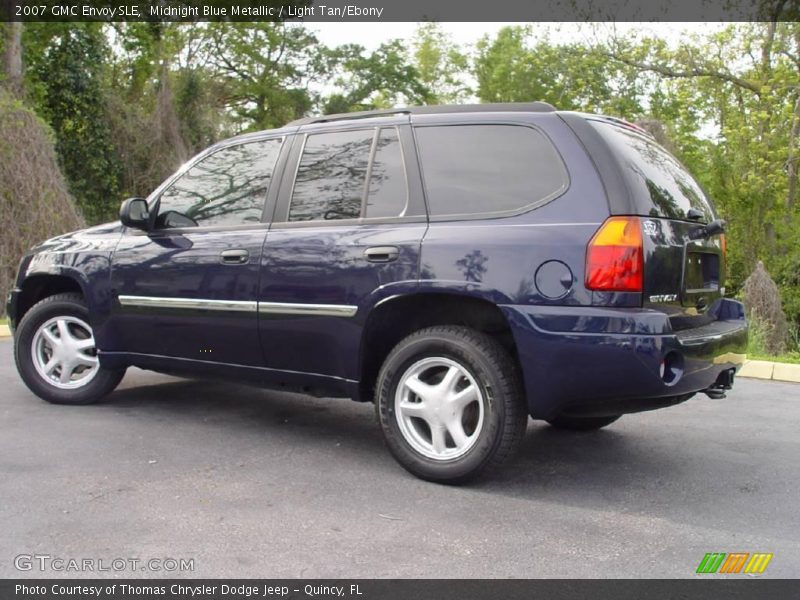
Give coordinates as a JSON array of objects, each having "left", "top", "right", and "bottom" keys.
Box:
[
  {"left": 156, "top": 61, "right": 188, "bottom": 165},
  {"left": 2, "top": 21, "right": 23, "bottom": 96}
]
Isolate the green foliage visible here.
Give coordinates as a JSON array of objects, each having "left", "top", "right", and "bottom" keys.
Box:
[
  {"left": 322, "top": 40, "right": 432, "bottom": 114},
  {"left": 106, "top": 23, "right": 195, "bottom": 196},
  {"left": 176, "top": 69, "right": 224, "bottom": 153},
  {"left": 412, "top": 23, "right": 471, "bottom": 104},
  {"left": 202, "top": 23, "right": 322, "bottom": 130},
  {"left": 746, "top": 315, "right": 772, "bottom": 356},
  {"left": 24, "top": 24, "right": 121, "bottom": 223},
  {"left": 474, "top": 26, "right": 642, "bottom": 114},
  {"left": 746, "top": 316, "right": 800, "bottom": 363}
]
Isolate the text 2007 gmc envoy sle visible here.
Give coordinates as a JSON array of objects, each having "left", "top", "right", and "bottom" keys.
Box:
[{"left": 7, "top": 103, "right": 747, "bottom": 483}]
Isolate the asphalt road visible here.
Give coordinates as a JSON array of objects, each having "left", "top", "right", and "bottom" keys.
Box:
[{"left": 1, "top": 338, "right": 799, "bottom": 579}]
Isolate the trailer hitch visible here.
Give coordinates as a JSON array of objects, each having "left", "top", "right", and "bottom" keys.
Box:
[{"left": 704, "top": 368, "right": 736, "bottom": 399}]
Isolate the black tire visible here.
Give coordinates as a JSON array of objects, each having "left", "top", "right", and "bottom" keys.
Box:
[
  {"left": 375, "top": 326, "right": 527, "bottom": 484},
  {"left": 14, "top": 293, "right": 126, "bottom": 405},
  {"left": 546, "top": 414, "right": 621, "bottom": 431}
]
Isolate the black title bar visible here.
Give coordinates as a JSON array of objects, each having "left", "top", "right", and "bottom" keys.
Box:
[
  {"left": 1, "top": 579, "right": 798, "bottom": 600},
  {"left": 1, "top": 0, "right": 799, "bottom": 22}
]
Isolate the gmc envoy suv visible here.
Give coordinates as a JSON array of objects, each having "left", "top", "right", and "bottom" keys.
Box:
[{"left": 7, "top": 103, "right": 747, "bottom": 482}]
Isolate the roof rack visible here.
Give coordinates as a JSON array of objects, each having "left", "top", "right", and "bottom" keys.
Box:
[{"left": 287, "top": 102, "right": 557, "bottom": 127}]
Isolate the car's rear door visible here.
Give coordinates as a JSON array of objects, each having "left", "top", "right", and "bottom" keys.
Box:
[{"left": 256, "top": 117, "right": 427, "bottom": 387}]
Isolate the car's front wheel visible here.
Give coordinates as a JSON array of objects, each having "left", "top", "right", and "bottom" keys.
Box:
[
  {"left": 375, "top": 326, "right": 527, "bottom": 484},
  {"left": 14, "top": 293, "right": 125, "bottom": 405}
]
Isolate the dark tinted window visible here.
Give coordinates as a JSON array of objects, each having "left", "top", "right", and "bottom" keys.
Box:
[
  {"left": 366, "top": 128, "right": 408, "bottom": 218},
  {"left": 588, "top": 120, "right": 715, "bottom": 221},
  {"left": 415, "top": 125, "right": 567, "bottom": 217},
  {"left": 290, "top": 130, "right": 373, "bottom": 222},
  {"left": 156, "top": 138, "right": 282, "bottom": 228}
]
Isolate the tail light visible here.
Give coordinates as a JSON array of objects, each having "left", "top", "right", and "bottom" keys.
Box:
[
  {"left": 719, "top": 233, "right": 727, "bottom": 260},
  {"left": 585, "top": 216, "right": 643, "bottom": 292}
]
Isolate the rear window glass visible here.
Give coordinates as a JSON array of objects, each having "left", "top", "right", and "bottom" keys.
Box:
[
  {"left": 415, "top": 125, "right": 568, "bottom": 218},
  {"left": 588, "top": 120, "right": 715, "bottom": 221}
]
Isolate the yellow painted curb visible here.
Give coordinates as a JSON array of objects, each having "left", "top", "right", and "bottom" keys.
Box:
[
  {"left": 738, "top": 359, "right": 800, "bottom": 383},
  {"left": 772, "top": 362, "right": 800, "bottom": 384},
  {"left": 738, "top": 360, "right": 775, "bottom": 380}
]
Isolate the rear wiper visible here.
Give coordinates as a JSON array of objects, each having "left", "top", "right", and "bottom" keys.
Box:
[{"left": 688, "top": 219, "right": 726, "bottom": 240}]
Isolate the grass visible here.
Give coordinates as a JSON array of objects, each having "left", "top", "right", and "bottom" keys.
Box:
[
  {"left": 747, "top": 352, "right": 800, "bottom": 365},
  {"left": 745, "top": 316, "right": 800, "bottom": 364}
]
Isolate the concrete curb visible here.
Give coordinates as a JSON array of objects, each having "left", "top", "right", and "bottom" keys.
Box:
[
  {"left": 0, "top": 325, "right": 797, "bottom": 383},
  {"left": 738, "top": 359, "right": 800, "bottom": 383}
]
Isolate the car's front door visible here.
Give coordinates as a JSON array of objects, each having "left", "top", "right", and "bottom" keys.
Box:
[
  {"left": 257, "top": 120, "right": 428, "bottom": 386},
  {"left": 108, "top": 135, "right": 286, "bottom": 366}
]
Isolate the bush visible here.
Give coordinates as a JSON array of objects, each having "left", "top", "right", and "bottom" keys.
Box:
[
  {"left": 746, "top": 315, "right": 773, "bottom": 356},
  {"left": 741, "top": 261, "right": 789, "bottom": 355},
  {"left": 0, "top": 89, "right": 84, "bottom": 317}
]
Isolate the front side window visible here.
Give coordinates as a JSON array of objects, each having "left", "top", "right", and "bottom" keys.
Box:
[
  {"left": 288, "top": 128, "right": 408, "bottom": 222},
  {"left": 155, "top": 138, "right": 282, "bottom": 229},
  {"left": 415, "top": 125, "right": 568, "bottom": 218}
]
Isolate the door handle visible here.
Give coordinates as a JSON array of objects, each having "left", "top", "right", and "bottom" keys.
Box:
[
  {"left": 220, "top": 249, "right": 249, "bottom": 264},
  {"left": 364, "top": 246, "right": 399, "bottom": 263}
]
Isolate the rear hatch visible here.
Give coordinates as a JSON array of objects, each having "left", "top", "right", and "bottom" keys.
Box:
[{"left": 583, "top": 117, "right": 725, "bottom": 330}]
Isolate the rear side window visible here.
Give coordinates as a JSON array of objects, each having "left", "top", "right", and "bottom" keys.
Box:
[
  {"left": 414, "top": 125, "right": 567, "bottom": 218},
  {"left": 588, "top": 120, "right": 715, "bottom": 221},
  {"left": 366, "top": 128, "right": 408, "bottom": 218},
  {"left": 289, "top": 128, "right": 409, "bottom": 222}
]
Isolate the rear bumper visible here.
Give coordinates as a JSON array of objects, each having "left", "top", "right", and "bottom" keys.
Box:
[{"left": 501, "top": 299, "right": 747, "bottom": 419}]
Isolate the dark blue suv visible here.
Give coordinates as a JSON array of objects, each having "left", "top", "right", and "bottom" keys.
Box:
[{"left": 7, "top": 103, "right": 747, "bottom": 482}]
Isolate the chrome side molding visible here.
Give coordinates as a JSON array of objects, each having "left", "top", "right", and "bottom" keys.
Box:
[
  {"left": 118, "top": 296, "right": 257, "bottom": 313},
  {"left": 118, "top": 295, "right": 357, "bottom": 318},
  {"left": 258, "top": 302, "right": 358, "bottom": 318}
]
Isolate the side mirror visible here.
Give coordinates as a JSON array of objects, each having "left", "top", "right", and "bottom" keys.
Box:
[{"left": 120, "top": 197, "right": 150, "bottom": 230}]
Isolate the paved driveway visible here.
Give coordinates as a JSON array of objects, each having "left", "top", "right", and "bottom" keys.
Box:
[{"left": 1, "top": 339, "right": 798, "bottom": 578}]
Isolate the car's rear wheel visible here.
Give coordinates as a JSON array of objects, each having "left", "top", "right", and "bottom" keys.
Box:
[
  {"left": 14, "top": 293, "right": 125, "bottom": 405},
  {"left": 375, "top": 326, "right": 527, "bottom": 484},
  {"left": 546, "top": 415, "right": 621, "bottom": 431}
]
